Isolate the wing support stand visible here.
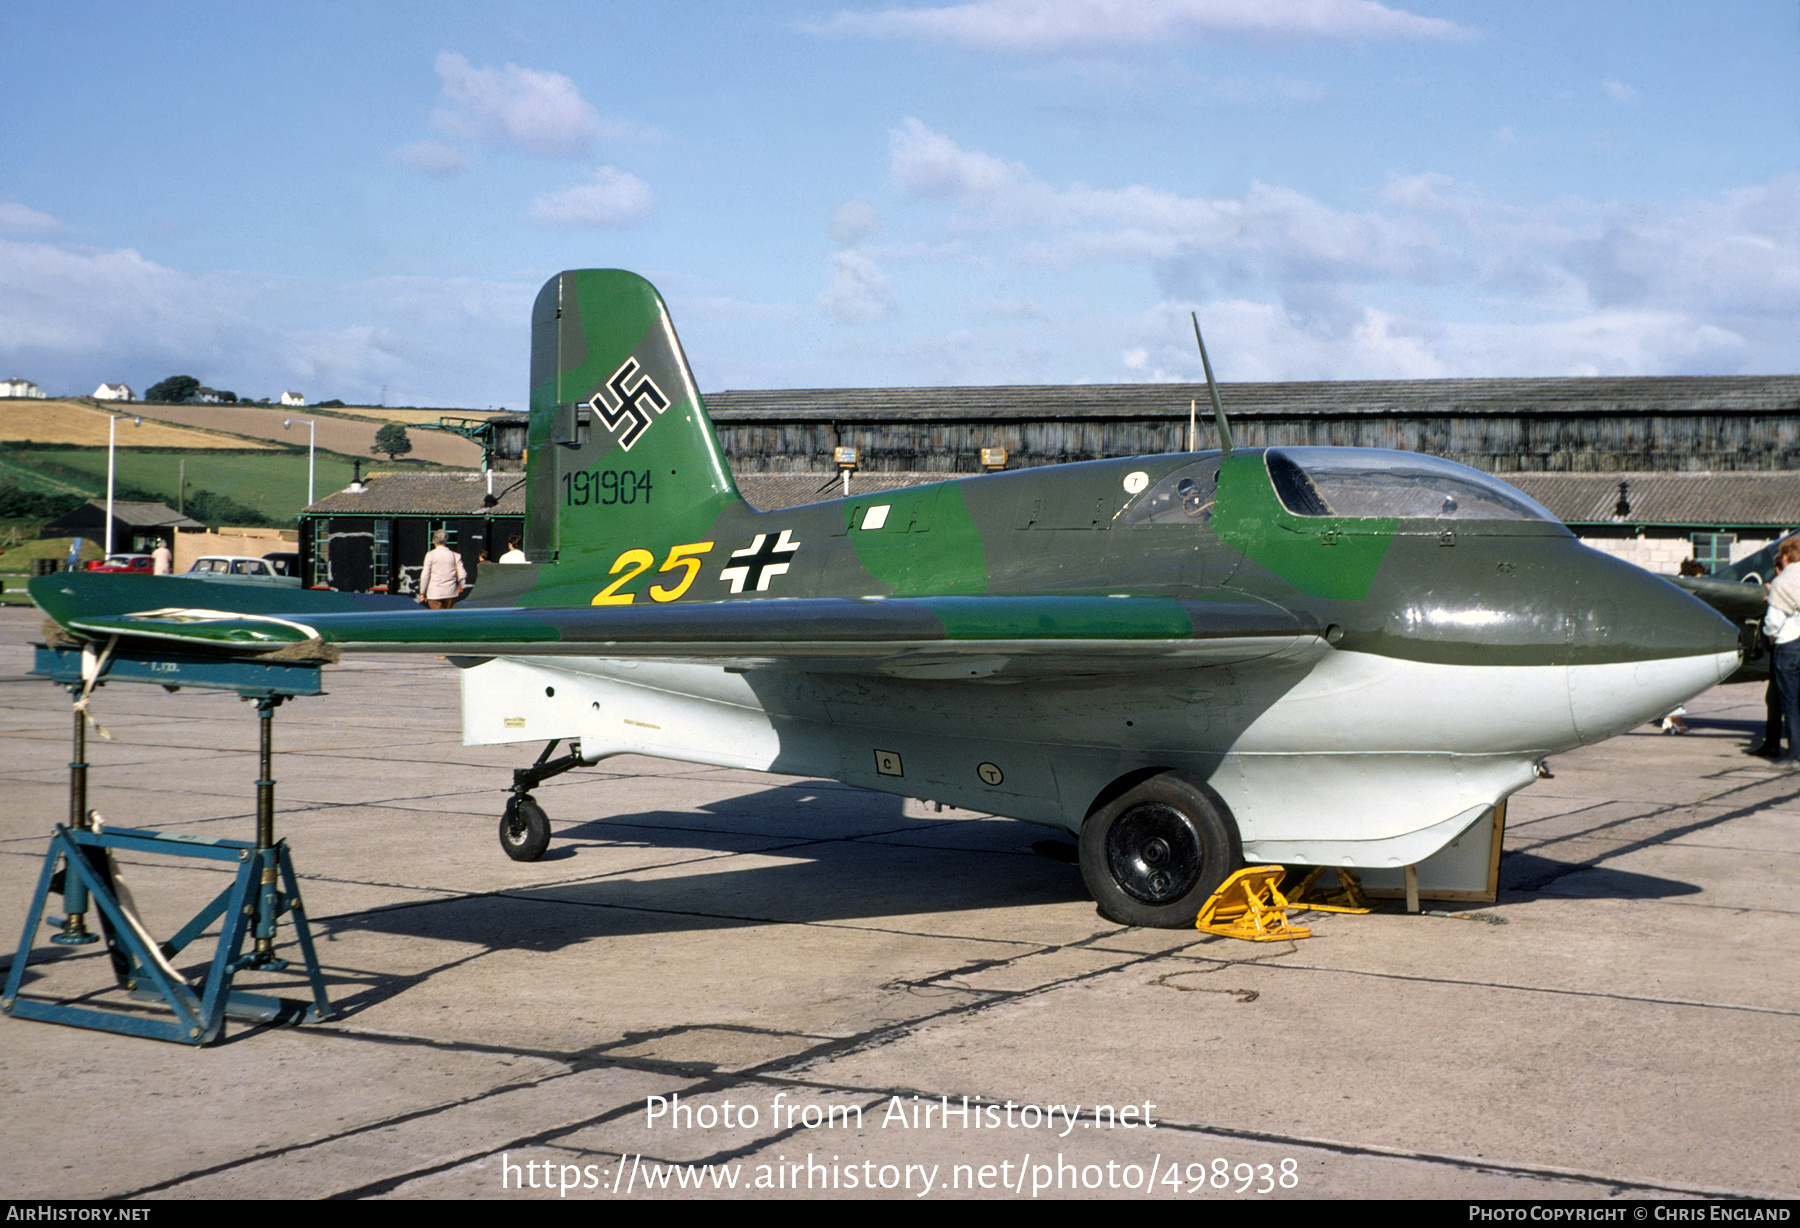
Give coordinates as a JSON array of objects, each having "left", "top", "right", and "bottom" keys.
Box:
[
  {"left": 48, "top": 699, "right": 99, "bottom": 947},
  {"left": 3, "top": 645, "right": 334, "bottom": 1045}
]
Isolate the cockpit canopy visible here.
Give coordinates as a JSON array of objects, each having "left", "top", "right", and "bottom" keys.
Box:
[
  {"left": 1122, "top": 448, "right": 1560, "bottom": 529},
  {"left": 1264, "top": 448, "right": 1558, "bottom": 523}
]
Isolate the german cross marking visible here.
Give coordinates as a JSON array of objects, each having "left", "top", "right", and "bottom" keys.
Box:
[{"left": 720, "top": 529, "right": 802, "bottom": 593}]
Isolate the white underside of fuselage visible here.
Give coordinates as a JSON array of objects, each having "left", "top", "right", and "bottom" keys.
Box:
[{"left": 457, "top": 643, "right": 1735, "bottom": 869}]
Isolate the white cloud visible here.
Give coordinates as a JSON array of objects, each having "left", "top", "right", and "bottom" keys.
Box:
[
  {"left": 821, "top": 251, "right": 896, "bottom": 323},
  {"left": 829, "top": 201, "right": 881, "bottom": 245},
  {"left": 811, "top": 0, "right": 1471, "bottom": 52},
  {"left": 1565, "top": 178, "right": 1800, "bottom": 320},
  {"left": 890, "top": 117, "right": 1030, "bottom": 198},
  {"left": 1193, "top": 303, "right": 1750, "bottom": 381},
  {"left": 528, "top": 166, "right": 655, "bottom": 227},
  {"left": 874, "top": 123, "right": 1800, "bottom": 378},
  {"left": 890, "top": 121, "right": 1453, "bottom": 281},
  {"left": 1602, "top": 78, "right": 1639, "bottom": 103},
  {"left": 0, "top": 200, "right": 63, "bottom": 236},
  {"left": 954, "top": 297, "right": 1753, "bottom": 388},
  {"left": 429, "top": 51, "right": 645, "bottom": 158},
  {"left": 0, "top": 236, "right": 535, "bottom": 407},
  {"left": 0, "top": 239, "right": 274, "bottom": 373},
  {"left": 389, "top": 140, "right": 468, "bottom": 178}
]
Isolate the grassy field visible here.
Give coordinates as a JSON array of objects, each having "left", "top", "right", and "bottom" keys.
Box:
[
  {"left": 0, "top": 534, "right": 102, "bottom": 603},
  {"left": 4, "top": 448, "right": 376, "bottom": 522},
  {"left": 0, "top": 399, "right": 276, "bottom": 449},
  {"left": 0, "top": 396, "right": 503, "bottom": 440},
  {"left": 308, "top": 404, "right": 510, "bottom": 426},
  {"left": 0, "top": 450, "right": 92, "bottom": 496}
]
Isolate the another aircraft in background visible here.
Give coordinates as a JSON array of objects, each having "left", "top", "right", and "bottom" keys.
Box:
[
  {"left": 31, "top": 270, "right": 1740, "bottom": 926},
  {"left": 1671, "top": 539, "right": 1792, "bottom": 684}
]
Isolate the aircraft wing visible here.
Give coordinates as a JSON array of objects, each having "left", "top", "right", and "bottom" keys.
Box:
[{"left": 31, "top": 574, "right": 1322, "bottom": 680}]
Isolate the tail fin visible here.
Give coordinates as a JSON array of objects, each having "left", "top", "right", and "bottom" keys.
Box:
[{"left": 525, "top": 270, "right": 741, "bottom": 581}]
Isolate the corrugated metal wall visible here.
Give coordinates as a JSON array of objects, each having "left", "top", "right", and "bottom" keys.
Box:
[{"left": 702, "top": 376, "right": 1800, "bottom": 474}]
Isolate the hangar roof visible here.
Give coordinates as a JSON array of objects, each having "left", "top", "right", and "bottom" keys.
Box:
[
  {"left": 44, "top": 500, "right": 203, "bottom": 532},
  {"left": 1506, "top": 471, "right": 1800, "bottom": 528},
  {"left": 704, "top": 375, "right": 1800, "bottom": 423},
  {"left": 303, "top": 471, "right": 527, "bottom": 517}
]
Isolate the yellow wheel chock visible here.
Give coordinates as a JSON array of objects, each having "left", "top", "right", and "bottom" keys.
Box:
[
  {"left": 1284, "top": 865, "right": 1374, "bottom": 914},
  {"left": 1194, "top": 866, "right": 1312, "bottom": 941}
]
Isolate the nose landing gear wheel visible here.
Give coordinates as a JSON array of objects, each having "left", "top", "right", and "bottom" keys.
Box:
[
  {"left": 500, "top": 794, "right": 551, "bottom": 862},
  {"left": 1080, "top": 771, "right": 1241, "bottom": 928}
]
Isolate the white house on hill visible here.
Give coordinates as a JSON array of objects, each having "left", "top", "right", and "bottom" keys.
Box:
[
  {"left": 94, "top": 383, "right": 135, "bottom": 401},
  {"left": 1, "top": 377, "right": 46, "bottom": 398},
  {"left": 280, "top": 390, "right": 306, "bottom": 406}
]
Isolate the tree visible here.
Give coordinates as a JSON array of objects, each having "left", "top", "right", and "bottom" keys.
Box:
[
  {"left": 372, "top": 423, "right": 413, "bottom": 460},
  {"left": 0, "top": 483, "right": 84, "bottom": 522},
  {"left": 145, "top": 375, "right": 200, "bottom": 404}
]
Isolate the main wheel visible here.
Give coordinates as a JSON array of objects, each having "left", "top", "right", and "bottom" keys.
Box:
[
  {"left": 1079, "top": 772, "right": 1241, "bottom": 928},
  {"left": 499, "top": 794, "right": 551, "bottom": 862}
]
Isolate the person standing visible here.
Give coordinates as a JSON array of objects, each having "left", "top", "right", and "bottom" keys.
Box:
[
  {"left": 151, "top": 540, "right": 173, "bottom": 575},
  {"left": 1763, "top": 536, "right": 1800, "bottom": 763},
  {"left": 499, "top": 534, "right": 527, "bottom": 564},
  {"left": 419, "top": 531, "right": 467, "bottom": 610}
]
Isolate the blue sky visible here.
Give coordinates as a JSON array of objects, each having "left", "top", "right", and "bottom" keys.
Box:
[{"left": 2, "top": 0, "right": 1796, "bottom": 408}]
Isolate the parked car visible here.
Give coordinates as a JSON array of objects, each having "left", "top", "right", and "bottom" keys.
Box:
[
  {"left": 179, "top": 556, "right": 302, "bottom": 587},
  {"left": 262, "top": 552, "right": 302, "bottom": 578},
  {"left": 85, "top": 554, "right": 154, "bottom": 574}
]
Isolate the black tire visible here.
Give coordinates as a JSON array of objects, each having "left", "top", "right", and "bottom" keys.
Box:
[
  {"left": 1079, "top": 771, "right": 1241, "bottom": 928},
  {"left": 500, "top": 794, "right": 551, "bottom": 862}
]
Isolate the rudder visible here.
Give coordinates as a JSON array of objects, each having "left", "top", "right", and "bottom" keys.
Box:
[{"left": 524, "top": 270, "right": 741, "bottom": 593}]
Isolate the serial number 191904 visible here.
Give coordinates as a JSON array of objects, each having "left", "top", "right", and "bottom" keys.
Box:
[{"left": 564, "top": 469, "right": 652, "bottom": 506}]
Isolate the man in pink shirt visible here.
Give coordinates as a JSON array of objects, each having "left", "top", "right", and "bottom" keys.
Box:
[{"left": 419, "top": 531, "right": 467, "bottom": 610}]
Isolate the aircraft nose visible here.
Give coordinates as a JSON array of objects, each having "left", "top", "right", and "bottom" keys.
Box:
[{"left": 1566, "top": 558, "right": 1743, "bottom": 745}]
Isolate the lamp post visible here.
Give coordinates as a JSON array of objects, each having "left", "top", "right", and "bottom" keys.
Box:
[
  {"left": 105, "top": 414, "right": 141, "bottom": 556},
  {"left": 284, "top": 418, "right": 316, "bottom": 506}
]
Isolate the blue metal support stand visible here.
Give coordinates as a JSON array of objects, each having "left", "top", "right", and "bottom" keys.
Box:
[
  {"left": 3, "top": 645, "right": 333, "bottom": 1045},
  {"left": 3, "top": 824, "right": 332, "bottom": 1044},
  {"left": 49, "top": 701, "right": 99, "bottom": 948}
]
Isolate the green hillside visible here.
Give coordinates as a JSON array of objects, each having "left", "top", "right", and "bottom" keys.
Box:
[
  {"left": 1, "top": 447, "right": 388, "bottom": 524},
  {"left": 0, "top": 534, "right": 102, "bottom": 603},
  {"left": 0, "top": 451, "right": 92, "bottom": 497}
]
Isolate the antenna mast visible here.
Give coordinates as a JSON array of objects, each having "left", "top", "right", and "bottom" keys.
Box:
[{"left": 1191, "top": 312, "right": 1233, "bottom": 456}]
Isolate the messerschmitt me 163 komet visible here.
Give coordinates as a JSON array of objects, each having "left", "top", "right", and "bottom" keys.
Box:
[{"left": 29, "top": 269, "right": 1741, "bottom": 929}]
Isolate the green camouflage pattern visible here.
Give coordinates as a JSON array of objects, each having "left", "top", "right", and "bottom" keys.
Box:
[{"left": 33, "top": 269, "right": 1737, "bottom": 677}]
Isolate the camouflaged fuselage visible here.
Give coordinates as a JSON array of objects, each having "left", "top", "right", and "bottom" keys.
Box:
[{"left": 32, "top": 269, "right": 1741, "bottom": 872}]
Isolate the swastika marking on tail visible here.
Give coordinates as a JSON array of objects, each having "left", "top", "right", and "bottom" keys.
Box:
[{"left": 587, "top": 358, "right": 670, "bottom": 450}]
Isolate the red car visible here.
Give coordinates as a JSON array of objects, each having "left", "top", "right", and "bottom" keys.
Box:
[{"left": 85, "top": 554, "right": 155, "bottom": 574}]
